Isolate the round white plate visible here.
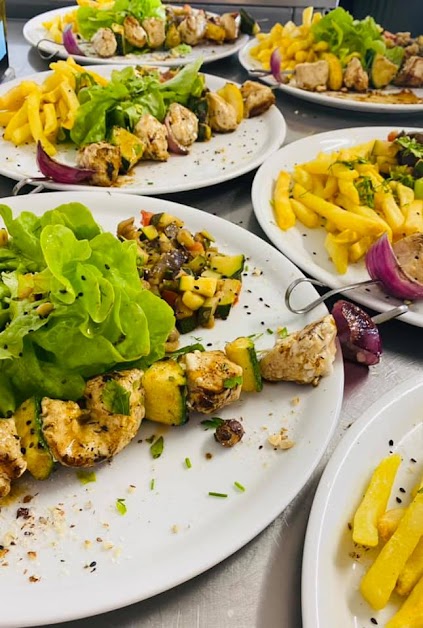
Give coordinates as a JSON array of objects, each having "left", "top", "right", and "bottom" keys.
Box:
[
  {"left": 239, "top": 39, "right": 423, "bottom": 114},
  {"left": 302, "top": 374, "right": 423, "bottom": 628},
  {"left": 252, "top": 126, "right": 423, "bottom": 327},
  {"left": 0, "top": 66, "right": 285, "bottom": 194},
  {"left": 0, "top": 192, "right": 343, "bottom": 627},
  {"left": 24, "top": 6, "right": 249, "bottom": 67}
]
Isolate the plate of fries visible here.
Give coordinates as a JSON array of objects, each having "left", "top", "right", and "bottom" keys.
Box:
[
  {"left": 251, "top": 126, "right": 423, "bottom": 327},
  {"left": 302, "top": 374, "right": 423, "bottom": 627}
]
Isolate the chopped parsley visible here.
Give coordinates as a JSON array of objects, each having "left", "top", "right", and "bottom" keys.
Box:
[
  {"left": 388, "top": 165, "right": 415, "bottom": 190},
  {"left": 201, "top": 417, "right": 224, "bottom": 430},
  {"left": 333, "top": 157, "right": 369, "bottom": 170},
  {"left": 234, "top": 481, "right": 246, "bottom": 492},
  {"left": 76, "top": 470, "right": 96, "bottom": 485},
  {"left": 354, "top": 176, "right": 375, "bottom": 208},
  {"left": 395, "top": 135, "right": 423, "bottom": 160},
  {"left": 150, "top": 436, "right": 164, "bottom": 459},
  {"left": 208, "top": 492, "right": 228, "bottom": 498},
  {"left": 150, "top": 478, "right": 155, "bottom": 491},
  {"left": 223, "top": 375, "right": 243, "bottom": 389},
  {"left": 185, "top": 457, "right": 192, "bottom": 469},
  {"left": 167, "top": 342, "right": 205, "bottom": 357},
  {"left": 418, "top": 487, "right": 423, "bottom": 495},
  {"left": 115, "top": 498, "right": 127, "bottom": 515},
  {"left": 277, "top": 326, "right": 289, "bottom": 339}
]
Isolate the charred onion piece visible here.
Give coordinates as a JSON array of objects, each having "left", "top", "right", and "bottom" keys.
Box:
[
  {"left": 214, "top": 419, "right": 244, "bottom": 448},
  {"left": 332, "top": 300, "right": 382, "bottom": 366},
  {"left": 270, "top": 47, "right": 283, "bottom": 83},
  {"left": 366, "top": 233, "right": 423, "bottom": 300},
  {"left": 37, "top": 142, "right": 95, "bottom": 184},
  {"left": 62, "top": 25, "right": 86, "bottom": 57},
  {"left": 164, "top": 117, "right": 189, "bottom": 155}
]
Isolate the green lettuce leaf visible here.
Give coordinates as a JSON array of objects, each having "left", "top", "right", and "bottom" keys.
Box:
[{"left": 77, "top": 0, "right": 165, "bottom": 41}]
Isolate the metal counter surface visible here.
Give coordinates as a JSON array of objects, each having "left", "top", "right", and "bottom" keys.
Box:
[{"left": 4, "top": 15, "right": 423, "bottom": 628}]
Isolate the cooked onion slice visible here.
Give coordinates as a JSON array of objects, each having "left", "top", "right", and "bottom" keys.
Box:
[
  {"left": 63, "top": 25, "right": 86, "bottom": 57},
  {"left": 366, "top": 233, "right": 423, "bottom": 300},
  {"left": 37, "top": 142, "right": 95, "bottom": 184},
  {"left": 270, "top": 47, "right": 283, "bottom": 83},
  {"left": 164, "top": 117, "right": 189, "bottom": 155},
  {"left": 332, "top": 300, "right": 382, "bottom": 366}
]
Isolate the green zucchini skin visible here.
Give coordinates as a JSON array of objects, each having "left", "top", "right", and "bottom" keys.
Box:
[
  {"left": 143, "top": 360, "right": 188, "bottom": 426},
  {"left": 14, "top": 397, "right": 54, "bottom": 480}
]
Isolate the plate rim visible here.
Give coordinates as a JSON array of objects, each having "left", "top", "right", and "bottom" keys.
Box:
[
  {"left": 239, "top": 39, "right": 423, "bottom": 114},
  {"left": 0, "top": 190, "right": 344, "bottom": 627},
  {"left": 23, "top": 5, "right": 250, "bottom": 67},
  {"left": 251, "top": 125, "right": 423, "bottom": 327},
  {"left": 301, "top": 373, "right": 423, "bottom": 628}
]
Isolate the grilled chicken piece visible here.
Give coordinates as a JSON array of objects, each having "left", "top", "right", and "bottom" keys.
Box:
[
  {"left": 343, "top": 57, "right": 369, "bottom": 92},
  {"left": 0, "top": 418, "right": 27, "bottom": 498},
  {"left": 91, "top": 28, "right": 117, "bottom": 58},
  {"left": 206, "top": 93, "right": 238, "bottom": 132},
  {"left": 220, "top": 13, "right": 240, "bottom": 41},
  {"left": 260, "top": 315, "right": 337, "bottom": 386},
  {"left": 166, "top": 103, "right": 198, "bottom": 147},
  {"left": 41, "top": 369, "right": 144, "bottom": 468},
  {"left": 178, "top": 13, "right": 207, "bottom": 45},
  {"left": 393, "top": 233, "right": 423, "bottom": 284},
  {"left": 77, "top": 141, "right": 121, "bottom": 186},
  {"left": 182, "top": 350, "right": 243, "bottom": 414},
  {"left": 123, "top": 16, "right": 147, "bottom": 48},
  {"left": 142, "top": 17, "right": 166, "bottom": 49},
  {"left": 240, "top": 81, "right": 276, "bottom": 117},
  {"left": 295, "top": 60, "right": 329, "bottom": 91},
  {"left": 134, "top": 114, "right": 169, "bottom": 161},
  {"left": 394, "top": 56, "right": 423, "bottom": 87}
]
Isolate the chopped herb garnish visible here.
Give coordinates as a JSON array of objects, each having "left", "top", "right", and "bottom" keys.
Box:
[
  {"left": 333, "top": 156, "right": 368, "bottom": 170},
  {"left": 223, "top": 375, "right": 243, "bottom": 389},
  {"left": 234, "top": 481, "right": 246, "bottom": 492},
  {"left": 145, "top": 435, "right": 155, "bottom": 444},
  {"left": 150, "top": 478, "right": 155, "bottom": 491},
  {"left": 115, "top": 498, "right": 127, "bottom": 515},
  {"left": 150, "top": 436, "right": 164, "bottom": 459},
  {"left": 102, "top": 380, "right": 131, "bottom": 416},
  {"left": 185, "top": 457, "right": 192, "bottom": 469},
  {"left": 167, "top": 342, "right": 205, "bottom": 357},
  {"left": 354, "top": 176, "right": 375, "bottom": 208},
  {"left": 277, "top": 326, "right": 288, "bottom": 338},
  {"left": 418, "top": 487, "right": 423, "bottom": 494},
  {"left": 201, "top": 417, "right": 224, "bottom": 430},
  {"left": 395, "top": 135, "right": 423, "bottom": 160},
  {"left": 388, "top": 165, "right": 415, "bottom": 189},
  {"left": 247, "top": 332, "right": 263, "bottom": 341},
  {"left": 266, "top": 328, "right": 274, "bottom": 335},
  {"left": 208, "top": 492, "right": 228, "bottom": 498},
  {"left": 76, "top": 470, "right": 96, "bottom": 485}
]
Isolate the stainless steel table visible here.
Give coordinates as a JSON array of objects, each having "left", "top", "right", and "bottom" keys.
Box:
[{"left": 5, "top": 15, "right": 423, "bottom": 628}]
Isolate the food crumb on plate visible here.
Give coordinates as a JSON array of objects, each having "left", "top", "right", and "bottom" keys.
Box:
[{"left": 268, "top": 428, "right": 295, "bottom": 450}]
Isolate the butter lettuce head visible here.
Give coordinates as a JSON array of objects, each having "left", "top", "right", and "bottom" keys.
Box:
[{"left": 0, "top": 202, "right": 175, "bottom": 415}]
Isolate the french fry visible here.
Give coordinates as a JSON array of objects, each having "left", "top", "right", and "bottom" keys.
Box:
[
  {"left": 396, "top": 182, "right": 415, "bottom": 213},
  {"left": 337, "top": 179, "right": 360, "bottom": 205},
  {"left": 386, "top": 574, "right": 423, "bottom": 628},
  {"left": 324, "top": 232, "right": 348, "bottom": 274},
  {"left": 379, "top": 193, "right": 405, "bottom": 234},
  {"left": 335, "top": 193, "right": 393, "bottom": 241},
  {"left": 42, "top": 103, "right": 58, "bottom": 138},
  {"left": 273, "top": 171, "right": 296, "bottom": 230},
  {"left": 396, "top": 537, "right": 423, "bottom": 596},
  {"left": 330, "top": 162, "right": 359, "bottom": 180},
  {"left": 27, "top": 90, "right": 56, "bottom": 156},
  {"left": 303, "top": 152, "right": 336, "bottom": 175},
  {"left": 11, "top": 123, "right": 32, "bottom": 145},
  {"left": 290, "top": 198, "right": 319, "bottom": 228},
  {"left": 332, "top": 229, "right": 358, "bottom": 245},
  {"left": 293, "top": 165, "right": 313, "bottom": 189},
  {"left": 0, "top": 111, "right": 15, "bottom": 126},
  {"left": 403, "top": 200, "right": 423, "bottom": 235},
  {"left": 349, "top": 236, "right": 374, "bottom": 263},
  {"left": 377, "top": 507, "right": 405, "bottom": 543},
  {"left": 360, "top": 480, "right": 423, "bottom": 610},
  {"left": 4, "top": 102, "right": 29, "bottom": 141}
]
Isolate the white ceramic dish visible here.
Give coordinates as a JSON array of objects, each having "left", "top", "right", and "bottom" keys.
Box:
[
  {"left": 0, "top": 191, "right": 343, "bottom": 627},
  {"left": 251, "top": 126, "right": 423, "bottom": 327},
  {"left": 24, "top": 6, "right": 249, "bottom": 67},
  {"left": 239, "top": 39, "right": 423, "bottom": 114},
  {"left": 0, "top": 66, "right": 285, "bottom": 195},
  {"left": 302, "top": 374, "right": 423, "bottom": 628}
]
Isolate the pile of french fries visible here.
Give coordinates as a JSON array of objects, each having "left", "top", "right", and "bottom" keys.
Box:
[
  {"left": 351, "top": 453, "right": 423, "bottom": 626},
  {"left": 272, "top": 140, "right": 423, "bottom": 273},
  {"left": 42, "top": 9, "right": 79, "bottom": 44},
  {"left": 0, "top": 58, "right": 107, "bottom": 156}
]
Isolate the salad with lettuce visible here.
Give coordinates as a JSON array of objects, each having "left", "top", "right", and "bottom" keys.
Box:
[{"left": 0, "top": 202, "right": 175, "bottom": 417}]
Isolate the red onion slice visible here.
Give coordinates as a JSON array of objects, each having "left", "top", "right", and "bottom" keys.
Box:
[
  {"left": 37, "top": 142, "right": 95, "bottom": 185},
  {"left": 164, "top": 117, "right": 189, "bottom": 155},
  {"left": 365, "top": 233, "right": 423, "bottom": 300},
  {"left": 270, "top": 47, "right": 283, "bottom": 83},
  {"left": 63, "top": 25, "right": 86, "bottom": 57},
  {"left": 332, "top": 300, "right": 382, "bottom": 366}
]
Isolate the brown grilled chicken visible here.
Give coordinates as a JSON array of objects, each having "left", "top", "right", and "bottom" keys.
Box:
[
  {"left": 0, "top": 418, "right": 27, "bottom": 498},
  {"left": 240, "top": 81, "right": 276, "bottom": 117},
  {"left": 260, "top": 315, "right": 337, "bottom": 386},
  {"left": 123, "top": 16, "right": 147, "bottom": 48},
  {"left": 41, "top": 369, "right": 144, "bottom": 467},
  {"left": 182, "top": 350, "right": 243, "bottom": 414},
  {"left": 220, "top": 13, "right": 240, "bottom": 41},
  {"left": 294, "top": 60, "right": 329, "bottom": 91},
  {"left": 394, "top": 56, "right": 423, "bottom": 87},
  {"left": 343, "top": 57, "right": 369, "bottom": 92},
  {"left": 77, "top": 141, "right": 121, "bottom": 186},
  {"left": 142, "top": 18, "right": 166, "bottom": 49},
  {"left": 206, "top": 93, "right": 238, "bottom": 132},
  {"left": 178, "top": 13, "right": 207, "bottom": 45},
  {"left": 134, "top": 114, "right": 169, "bottom": 161},
  {"left": 166, "top": 102, "right": 198, "bottom": 147},
  {"left": 91, "top": 28, "right": 117, "bottom": 58}
]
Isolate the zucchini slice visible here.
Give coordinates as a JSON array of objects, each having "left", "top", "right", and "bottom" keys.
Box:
[
  {"left": 225, "top": 337, "right": 263, "bottom": 392},
  {"left": 14, "top": 397, "right": 54, "bottom": 480},
  {"left": 209, "top": 254, "right": 245, "bottom": 279},
  {"left": 143, "top": 360, "right": 187, "bottom": 425},
  {"left": 110, "top": 126, "right": 145, "bottom": 173},
  {"left": 215, "top": 278, "right": 241, "bottom": 319}
]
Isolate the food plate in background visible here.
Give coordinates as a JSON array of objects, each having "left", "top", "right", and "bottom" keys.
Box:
[
  {"left": 251, "top": 126, "right": 423, "bottom": 327},
  {"left": 0, "top": 66, "right": 285, "bottom": 195},
  {"left": 24, "top": 6, "right": 250, "bottom": 67},
  {"left": 239, "top": 40, "right": 423, "bottom": 114},
  {"left": 302, "top": 374, "right": 423, "bottom": 628},
  {"left": 0, "top": 191, "right": 343, "bottom": 627}
]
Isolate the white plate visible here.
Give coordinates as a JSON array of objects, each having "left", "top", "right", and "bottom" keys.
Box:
[
  {"left": 252, "top": 126, "right": 423, "bottom": 327},
  {"left": 24, "top": 6, "right": 249, "bottom": 67},
  {"left": 302, "top": 374, "right": 423, "bottom": 628},
  {"left": 0, "top": 66, "right": 285, "bottom": 194},
  {"left": 0, "top": 191, "right": 343, "bottom": 627},
  {"left": 239, "top": 39, "right": 423, "bottom": 114}
]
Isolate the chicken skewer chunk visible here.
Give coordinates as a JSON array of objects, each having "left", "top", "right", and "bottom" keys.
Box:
[{"left": 0, "top": 418, "right": 27, "bottom": 498}]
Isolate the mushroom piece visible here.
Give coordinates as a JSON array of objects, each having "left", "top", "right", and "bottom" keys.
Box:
[{"left": 214, "top": 419, "right": 244, "bottom": 447}]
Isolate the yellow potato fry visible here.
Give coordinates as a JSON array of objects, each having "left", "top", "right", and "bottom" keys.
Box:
[
  {"left": 338, "top": 179, "right": 360, "bottom": 205},
  {"left": 322, "top": 52, "right": 343, "bottom": 91},
  {"left": 330, "top": 162, "right": 359, "bottom": 180},
  {"left": 59, "top": 82, "right": 79, "bottom": 112},
  {"left": 42, "top": 86, "right": 62, "bottom": 103},
  {"left": 292, "top": 184, "right": 385, "bottom": 237},
  {"left": 360, "top": 481, "right": 423, "bottom": 610},
  {"left": 380, "top": 193, "right": 405, "bottom": 234},
  {"left": 42, "top": 103, "right": 58, "bottom": 138},
  {"left": 356, "top": 162, "right": 384, "bottom": 182},
  {"left": 352, "top": 453, "right": 401, "bottom": 547},
  {"left": 338, "top": 141, "right": 375, "bottom": 161},
  {"left": 386, "top": 574, "right": 423, "bottom": 628},
  {"left": 10, "top": 123, "right": 32, "bottom": 145},
  {"left": 290, "top": 198, "right": 319, "bottom": 228},
  {"left": 403, "top": 200, "right": 423, "bottom": 236},
  {"left": 27, "top": 91, "right": 56, "bottom": 156},
  {"left": 303, "top": 152, "right": 336, "bottom": 175},
  {"left": 273, "top": 171, "right": 295, "bottom": 230},
  {"left": 332, "top": 229, "right": 358, "bottom": 245},
  {"left": 324, "top": 232, "right": 348, "bottom": 274},
  {"left": 325, "top": 219, "right": 338, "bottom": 233},
  {"left": 293, "top": 166, "right": 313, "bottom": 189},
  {"left": 4, "top": 102, "right": 29, "bottom": 141},
  {"left": 349, "top": 236, "right": 374, "bottom": 263},
  {"left": 397, "top": 537, "right": 423, "bottom": 596},
  {"left": 312, "top": 174, "right": 325, "bottom": 197},
  {"left": 322, "top": 175, "right": 338, "bottom": 199},
  {"left": 302, "top": 6, "right": 313, "bottom": 26},
  {"left": 57, "top": 97, "right": 69, "bottom": 122},
  {"left": 396, "top": 182, "right": 415, "bottom": 212},
  {"left": 378, "top": 507, "right": 405, "bottom": 543},
  {"left": 0, "top": 111, "right": 15, "bottom": 126},
  {"left": 335, "top": 193, "right": 392, "bottom": 241}
]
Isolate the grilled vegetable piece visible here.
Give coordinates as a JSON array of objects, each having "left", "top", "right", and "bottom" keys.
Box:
[
  {"left": 322, "top": 52, "right": 343, "bottom": 91},
  {"left": 76, "top": 141, "right": 121, "bottom": 186},
  {"left": 260, "top": 314, "right": 337, "bottom": 386},
  {"left": 183, "top": 350, "right": 243, "bottom": 414},
  {"left": 217, "top": 83, "right": 244, "bottom": 124},
  {"left": 14, "top": 397, "right": 54, "bottom": 481},
  {"left": 110, "top": 126, "right": 145, "bottom": 173},
  {"left": 205, "top": 20, "right": 226, "bottom": 43},
  {"left": 41, "top": 369, "right": 144, "bottom": 467},
  {"left": 165, "top": 22, "right": 181, "bottom": 49},
  {"left": 240, "top": 80, "right": 276, "bottom": 117},
  {"left": 215, "top": 419, "right": 244, "bottom": 447},
  {"left": 239, "top": 8, "right": 260, "bottom": 36},
  {"left": 208, "top": 253, "right": 244, "bottom": 278},
  {"left": 225, "top": 336, "right": 263, "bottom": 392},
  {"left": 371, "top": 53, "right": 398, "bottom": 89},
  {"left": 111, "top": 23, "right": 129, "bottom": 56},
  {"left": 215, "top": 278, "right": 241, "bottom": 319},
  {"left": 0, "top": 418, "right": 27, "bottom": 498},
  {"left": 143, "top": 360, "right": 187, "bottom": 425}
]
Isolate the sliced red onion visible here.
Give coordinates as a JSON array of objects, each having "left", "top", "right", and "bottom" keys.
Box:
[
  {"left": 63, "top": 25, "right": 86, "bottom": 57},
  {"left": 332, "top": 300, "right": 382, "bottom": 366},
  {"left": 270, "top": 47, "right": 283, "bottom": 83},
  {"left": 37, "top": 142, "right": 95, "bottom": 184},
  {"left": 164, "top": 116, "right": 189, "bottom": 155},
  {"left": 365, "top": 233, "right": 423, "bottom": 300}
]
